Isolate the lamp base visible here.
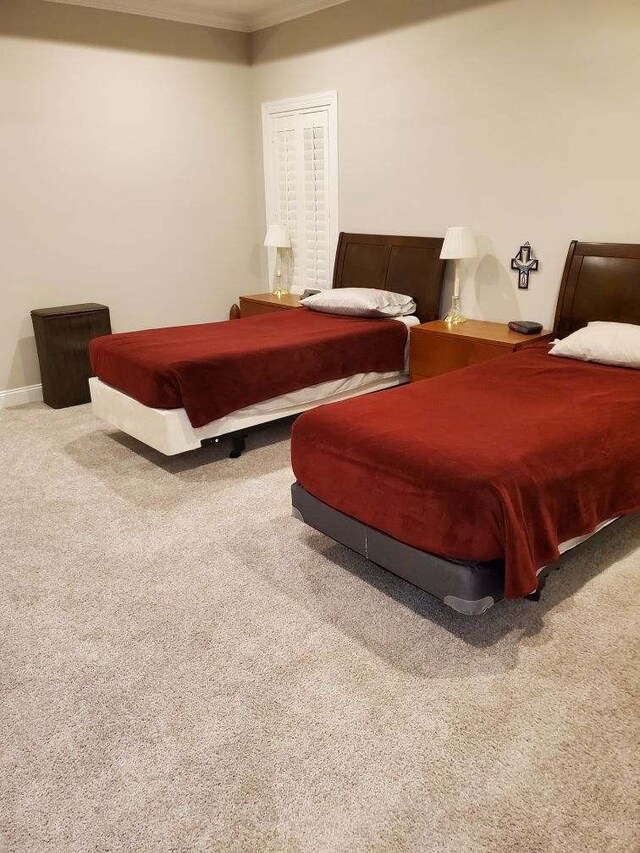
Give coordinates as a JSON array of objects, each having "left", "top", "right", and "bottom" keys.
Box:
[
  {"left": 272, "top": 270, "right": 289, "bottom": 299},
  {"left": 444, "top": 295, "right": 466, "bottom": 325}
]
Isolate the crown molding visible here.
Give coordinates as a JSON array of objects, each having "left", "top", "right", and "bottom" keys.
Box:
[
  {"left": 44, "top": 1, "right": 252, "bottom": 31},
  {"left": 250, "top": 0, "right": 350, "bottom": 31},
  {"left": 44, "top": 0, "right": 351, "bottom": 32}
]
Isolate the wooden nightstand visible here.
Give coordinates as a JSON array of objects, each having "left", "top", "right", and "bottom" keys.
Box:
[
  {"left": 410, "top": 319, "right": 553, "bottom": 381},
  {"left": 232, "top": 292, "right": 301, "bottom": 319}
]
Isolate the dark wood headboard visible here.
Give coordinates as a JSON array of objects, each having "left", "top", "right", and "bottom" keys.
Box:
[
  {"left": 332, "top": 232, "right": 446, "bottom": 322},
  {"left": 554, "top": 241, "right": 640, "bottom": 338}
]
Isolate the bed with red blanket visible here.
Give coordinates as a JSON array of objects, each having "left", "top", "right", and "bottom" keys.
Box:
[
  {"left": 89, "top": 233, "right": 445, "bottom": 456},
  {"left": 90, "top": 309, "right": 408, "bottom": 428},
  {"left": 290, "top": 241, "right": 640, "bottom": 612}
]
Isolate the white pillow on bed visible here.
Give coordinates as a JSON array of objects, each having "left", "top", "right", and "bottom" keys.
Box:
[
  {"left": 549, "top": 321, "right": 640, "bottom": 369},
  {"left": 300, "top": 287, "right": 416, "bottom": 318}
]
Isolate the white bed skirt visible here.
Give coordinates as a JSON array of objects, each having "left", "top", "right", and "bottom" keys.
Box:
[{"left": 89, "top": 370, "right": 407, "bottom": 456}]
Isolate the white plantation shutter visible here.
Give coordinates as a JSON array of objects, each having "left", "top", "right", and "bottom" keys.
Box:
[
  {"left": 263, "top": 93, "right": 338, "bottom": 292},
  {"left": 274, "top": 115, "right": 300, "bottom": 288},
  {"left": 302, "top": 114, "right": 329, "bottom": 289}
]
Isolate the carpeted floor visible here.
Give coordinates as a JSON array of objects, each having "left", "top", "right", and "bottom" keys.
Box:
[{"left": 1, "top": 402, "right": 638, "bottom": 853}]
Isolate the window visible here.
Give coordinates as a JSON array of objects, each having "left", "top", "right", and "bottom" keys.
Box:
[{"left": 262, "top": 92, "right": 339, "bottom": 292}]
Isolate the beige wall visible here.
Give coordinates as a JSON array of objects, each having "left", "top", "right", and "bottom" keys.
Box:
[
  {"left": 0, "top": 0, "right": 259, "bottom": 391},
  {"left": 251, "top": 0, "right": 640, "bottom": 328},
  {"left": 2, "top": 0, "right": 639, "bottom": 393}
]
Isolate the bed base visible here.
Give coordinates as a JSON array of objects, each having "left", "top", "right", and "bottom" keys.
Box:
[
  {"left": 291, "top": 485, "right": 624, "bottom": 614},
  {"left": 89, "top": 372, "right": 408, "bottom": 458},
  {"left": 291, "top": 483, "right": 510, "bottom": 615}
]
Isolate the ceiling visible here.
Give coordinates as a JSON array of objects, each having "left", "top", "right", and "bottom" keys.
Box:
[{"left": 44, "top": 0, "right": 352, "bottom": 31}]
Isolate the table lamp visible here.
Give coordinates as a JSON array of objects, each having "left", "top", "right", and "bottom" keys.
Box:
[
  {"left": 264, "top": 223, "right": 292, "bottom": 297},
  {"left": 440, "top": 226, "right": 477, "bottom": 325}
]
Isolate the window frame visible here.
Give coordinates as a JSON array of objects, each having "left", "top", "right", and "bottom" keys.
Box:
[{"left": 261, "top": 91, "right": 339, "bottom": 292}]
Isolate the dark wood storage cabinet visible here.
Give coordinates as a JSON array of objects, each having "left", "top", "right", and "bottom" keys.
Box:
[{"left": 31, "top": 303, "right": 111, "bottom": 408}]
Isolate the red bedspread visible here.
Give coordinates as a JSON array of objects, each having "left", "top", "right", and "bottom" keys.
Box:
[
  {"left": 89, "top": 309, "right": 407, "bottom": 428},
  {"left": 291, "top": 344, "right": 640, "bottom": 598}
]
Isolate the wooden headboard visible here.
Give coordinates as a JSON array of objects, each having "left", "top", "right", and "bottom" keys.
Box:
[
  {"left": 554, "top": 241, "right": 640, "bottom": 338},
  {"left": 332, "top": 232, "right": 446, "bottom": 322}
]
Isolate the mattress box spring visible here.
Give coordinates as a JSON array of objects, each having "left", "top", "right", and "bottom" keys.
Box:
[{"left": 291, "top": 483, "right": 505, "bottom": 615}]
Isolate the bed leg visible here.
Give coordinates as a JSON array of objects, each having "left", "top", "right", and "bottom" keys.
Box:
[
  {"left": 526, "top": 575, "right": 547, "bottom": 602},
  {"left": 229, "top": 433, "right": 247, "bottom": 459}
]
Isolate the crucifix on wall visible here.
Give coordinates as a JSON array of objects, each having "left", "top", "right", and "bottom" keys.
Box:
[{"left": 511, "top": 242, "right": 539, "bottom": 290}]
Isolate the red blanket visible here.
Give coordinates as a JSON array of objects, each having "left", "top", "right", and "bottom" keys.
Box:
[
  {"left": 291, "top": 344, "right": 640, "bottom": 598},
  {"left": 89, "top": 309, "right": 407, "bottom": 427}
]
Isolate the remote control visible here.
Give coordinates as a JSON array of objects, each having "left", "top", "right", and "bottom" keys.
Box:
[{"left": 508, "top": 320, "right": 543, "bottom": 335}]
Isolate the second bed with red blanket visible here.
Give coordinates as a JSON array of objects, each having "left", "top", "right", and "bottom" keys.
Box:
[
  {"left": 291, "top": 344, "right": 640, "bottom": 602},
  {"left": 89, "top": 308, "right": 408, "bottom": 428}
]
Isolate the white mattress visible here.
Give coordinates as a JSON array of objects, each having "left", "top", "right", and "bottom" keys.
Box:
[{"left": 90, "top": 315, "right": 418, "bottom": 456}]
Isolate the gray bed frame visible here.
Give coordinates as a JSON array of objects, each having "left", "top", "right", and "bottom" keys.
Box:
[
  {"left": 291, "top": 240, "right": 640, "bottom": 614},
  {"left": 291, "top": 483, "right": 507, "bottom": 615}
]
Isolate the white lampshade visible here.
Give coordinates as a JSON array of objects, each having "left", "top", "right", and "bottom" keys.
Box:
[
  {"left": 264, "top": 222, "right": 291, "bottom": 248},
  {"left": 440, "top": 226, "right": 477, "bottom": 259}
]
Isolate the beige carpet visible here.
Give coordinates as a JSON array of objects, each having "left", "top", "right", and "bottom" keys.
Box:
[{"left": 1, "top": 402, "right": 638, "bottom": 853}]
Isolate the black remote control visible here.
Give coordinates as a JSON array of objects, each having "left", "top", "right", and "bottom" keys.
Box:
[{"left": 508, "top": 320, "right": 543, "bottom": 335}]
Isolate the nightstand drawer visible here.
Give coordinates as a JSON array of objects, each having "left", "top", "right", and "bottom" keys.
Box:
[
  {"left": 411, "top": 335, "right": 508, "bottom": 379},
  {"left": 409, "top": 319, "right": 552, "bottom": 381}
]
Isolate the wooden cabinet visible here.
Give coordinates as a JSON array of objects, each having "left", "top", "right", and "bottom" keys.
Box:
[
  {"left": 233, "top": 293, "right": 301, "bottom": 319},
  {"left": 410, "top": 319, "right": 553, "bottom": 382}
]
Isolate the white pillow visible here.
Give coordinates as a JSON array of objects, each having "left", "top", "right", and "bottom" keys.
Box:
[
  {"left": 549, "top": 321, "right": 640, "bottom": 369},
  {"left": 300, "top": 287, "right": 416, "bottom": 318}
]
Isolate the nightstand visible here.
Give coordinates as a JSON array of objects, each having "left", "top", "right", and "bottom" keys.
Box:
[
  {"left": 410, "top": 319, "right": 553, "bottom": 381},
  {"left": 232, "top": 292, "right": 301, "bottom": 319}
]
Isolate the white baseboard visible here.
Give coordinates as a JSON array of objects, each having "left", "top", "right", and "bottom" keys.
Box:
[{"left": 0, "top": 384, "right": 43, "bottom": 409}]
